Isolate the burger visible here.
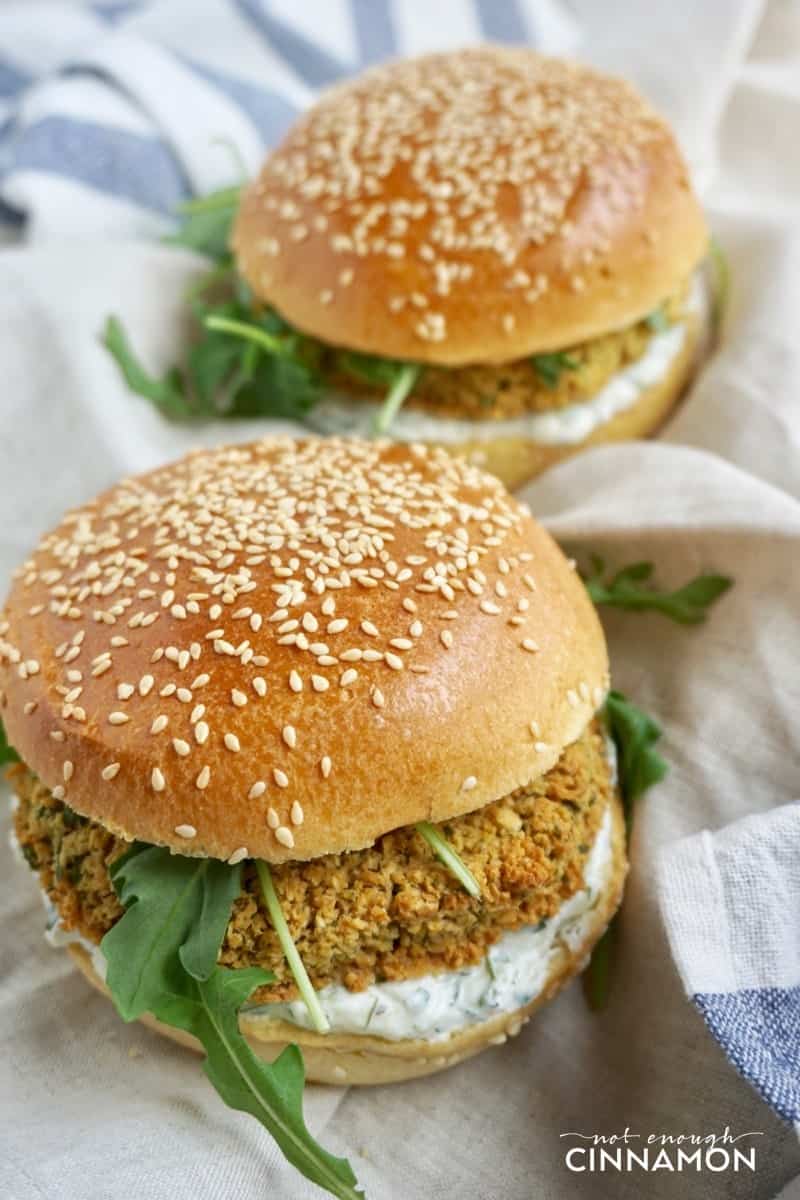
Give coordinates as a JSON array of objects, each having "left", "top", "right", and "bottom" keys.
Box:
[
  {"left": 104, "top": 48, "right": 710, "bottom": 492},
  {"left": 231, "top": 46, "right": 709, "bottom": 487},
  {"left": 2, "top": 438, "right": 625, "bottom": 1188}
]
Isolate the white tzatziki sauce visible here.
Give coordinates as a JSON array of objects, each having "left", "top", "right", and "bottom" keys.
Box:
[
  {"left": 307, "top": 273, "right": 707, "bottom": 447},
  {"left": 21, "top": 744, "right": 617, "bottom": 1045}
]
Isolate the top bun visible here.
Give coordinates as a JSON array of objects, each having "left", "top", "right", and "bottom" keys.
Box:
[
  {"left": 233, "top": 46, "right": 707, "bottom": 366},
  {"left": 0, "top": 438, "right": 607, "bottom": 863}
]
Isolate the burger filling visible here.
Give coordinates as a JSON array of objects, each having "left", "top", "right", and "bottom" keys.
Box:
[
  {"left": 330, "top": 282, "right": 691, "bottom": 422},
  {"left": 12, "top": 720, "right": 616, "bottom": 1038}
]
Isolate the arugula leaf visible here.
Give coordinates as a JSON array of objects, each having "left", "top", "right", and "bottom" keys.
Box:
[
  {"left": 645, "top": 305, "right": 670, "bottom": 333},
  {"left": 415, "top": 822, "right": 482, "bottom": 898},
  {"left": 255, "top": 861, "right": 330, "bottom": 1034},
  {"left": 709, "top": 235, "right": 730, "bottom": 334},
  {"left": 155, "top": 967, "right": 360, "bottom": 1198},
  {"left": 583, "top": 555, "right": 732, "bottom": 624},
  {"left": 604, "top": 690, "right": 668, "bottom": 831},
  {"left": 103, "top": 317, "right": 192, "bottom": 420},
  {"left": 101, "top": 849, "right": 360, "bottom": 1197},
  {"left": 0, "top": 718, "right": 19, "bottom": 766},
  {"left": 102, "top": 845, "right": 242, "bottom": 1018},
  {"left": 583, "top": 691, "right": 667, "bottom": 1011},
  {"left": 165, "top": 185, "right": 242, "bottom": 261},
  {"left": 531, "top": 351, "right": 579, "bottom": 389}
]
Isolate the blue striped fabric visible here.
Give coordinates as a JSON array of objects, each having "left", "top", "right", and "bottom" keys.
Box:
[
  {"left": 182, "top": 58, "right": 298, "bottom": 146},
  {"left": 234, "top": 0, "right": 350, "bottom": 85},
  {"left": 10, "top": 114, "right": 188, "bottom": 212},
  {"left": 694, "top": 987, "right": 800, "bottom": 1125},
  {"left": 0, "top": 59, "right": 31, "bottom": 99}
]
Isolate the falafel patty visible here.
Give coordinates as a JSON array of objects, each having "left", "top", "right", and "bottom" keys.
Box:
[
  {"left": 13, "top": 720, "right": 614, "bottom": 1004},
  {"left": 327, "top": 285, "right": 688, "bottom": 422}
]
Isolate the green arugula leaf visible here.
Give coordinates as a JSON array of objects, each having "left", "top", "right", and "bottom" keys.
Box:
[
  {"left": 255, "top": 861, "right": 330, "bottom": 1034},
  {"left": 154, "top": 967, "right": 360, "bottom": 1199},
  {"left": 531, "top": 350, "right": 579, "bottom": 389},
  {"left": 583, "top": 691, "right": 667, "bottom": 1011},
  {"left": 415, "top": 822, "right": 482, "bottom": 898},
  {"left": 583, "top": 555, "right": 732, "bottom": 624},
  {"left": 102, "top": 317, "right": 192, "bottom": 420},
  {"left": 604, "top": 691, "right": 668, "bottom": 830},
  {"left": 709, "top": 235, "right": 730, "bottom": 334},
  {"left": 100, "top": 846, "right": 361, "bottom": 1197},
  {"left": 645, "top": 305, "right": 670, "bottom": 333},
  {"left": 101, "top": 845, "right": 242, "bottom": 1018},
  {"left": 0, "top": 718, "right": 19, "bottom": 765},
  {"left": 165, "top": 184, "right": 242, "bottom": 261}
]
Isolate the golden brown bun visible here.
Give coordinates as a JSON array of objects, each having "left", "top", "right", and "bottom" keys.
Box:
[
  {"left": 67, "top": 791, "right": 627, "bottom": 1085},
  {"left": 233, "top": 47, "right": 707, "bottom": 366},
  {"left": 449, "top": 303, "right": 705, "bottom": 489},
  {"left": 0, "top": 439, "right": 608, "bottom": 864}
]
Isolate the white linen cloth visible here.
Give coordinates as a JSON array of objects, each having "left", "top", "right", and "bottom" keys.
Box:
[{"left": 1, "top": 2, "right": 800, "bottom": 1198}]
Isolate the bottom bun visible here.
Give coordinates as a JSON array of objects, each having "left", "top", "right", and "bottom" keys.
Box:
[
  {"left": 68, "top": 796, "right": 627, "bottom": 1087},
  {"left": 444, "top": 312, "right": 705, "bottom": 490}
]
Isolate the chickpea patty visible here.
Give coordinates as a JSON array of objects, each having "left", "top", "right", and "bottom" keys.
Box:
[
  {"left": 329, "top": 285, "right": 688, "bottom": 422},
  {"left": 12, "top": 720, "right": 614, "bottom": 1003}
]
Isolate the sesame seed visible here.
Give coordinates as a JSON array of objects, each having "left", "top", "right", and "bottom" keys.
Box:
[
  {"left": 462, "top": 775, "right": 477, "bottom": 791},
  {"left": 151, "top": 767, "right": 166, "bottom": 792},
  {"left": 101, "top": 763, "right": 121, "bottom": 781},
  {"left": 50, "top": 731, "right": 65, "bottom": 743},
  {"left": 224, "top": 732, "right": 241, "bottom": 753},
  {"left": 521, "top": 638, "right": 539, "bottom": 653},
  {"left": 480, "top": 600, "right": 501, "bottom": 615},
  {"left": 339, "top": 668, "right": 358, "bottom": 687},
  {"left": 52, "top": 785, "right": 65, "bottom": 801},
  {"left": 177, "top": 687, "right": 192, "bottom": 703},
  {"left": 289, "top": 670, "right": 303, "bottom": 693},
  {"left": 63, "top": 760, "right": 74, "bottom": 783},
  {"left": 108, "top": 711, "right": 129, "bottom": 725},
  {"left": 194, "top": 721, "right": 209, "bottom": 744},
  {"left": 117, "top": 683, "right": 134, "bottom": 700},
  {"left": 282, "top": 724, "right": 297, "bottom": 749},
  {"left": 311, "top": 674, "right": 329, "bottom": 691},
  {"left": 372, "top": 687, "right": 385, "bottom": 708},
  {"left": 196, "top": 766, "right": 211, "bottom": 789},
  {"left": 273, "top": 768, "right": 289, "bottom": 788},
  {"left": 534, "top": 741, "right": 549, "bottom": 753},
  {"left": 228, "top": 847, "right": 248, "bottom": 865},
  {"left": 275, "top": 826, "right": 294, "bottom": 848},
  {"left": 290, "top": 801, "right": 304, "bottom": 826},
  {"left": 384, "top": 652, "right": 403, "bottom": 671},
  {"left": 249, "top": 781, "right": 266, "bottom": 800},
  {"left": 173, "top": 738, "right": 191, "bottom": 757},
  {"left": 440, "top": 630, "right": 453, "bottom": 649},
  {"left": 175, "top": 825, "right": 197, "bottom": 839},
  {"left": 320, "top": 755, "right": 332, "bottom": 778},
  {"left": 267, "top": 807, "right": 280, "bottom": 828},
  {"left": 567, "top": 690, "right": 580, "bottom": 708},
  {"left": 231, "top": 688, "right": 247, "bottom": 707},
  {"left": 151, "top": 715, "right": 168, "bottom": 734}
]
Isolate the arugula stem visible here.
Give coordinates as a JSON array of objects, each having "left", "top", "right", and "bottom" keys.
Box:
[
  {"left": 177, "top": 185, "right": 242, "bottom": 215},
  {"left": 415, "top": 822, "right": 482, "bottom": 898},
  {"left": 203, "top": 315, "right": 287, "bottom": 357},
  {"left": 255, "top": 861, "right": 330, "bottom": 1035},
  {"left": 372, "top": 363, "right": 420, "bottom": 436}
]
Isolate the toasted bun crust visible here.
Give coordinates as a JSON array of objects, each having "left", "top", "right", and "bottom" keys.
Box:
[
  {"left": 233, "top": 46, "right": 707, "bottom": 365},
  {"left": 448, "top": 301, "right": 705, "bottom": 489},
  {"left": 67, "top": 790, "right": 628, "bottom": 1085},
  {"left": 0, "top": 438, "right": 608, "bottom": 863}
]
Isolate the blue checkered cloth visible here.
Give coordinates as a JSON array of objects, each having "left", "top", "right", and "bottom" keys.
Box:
[{"left": 658, "top": 803, "right": 800, "bottom": 1136}]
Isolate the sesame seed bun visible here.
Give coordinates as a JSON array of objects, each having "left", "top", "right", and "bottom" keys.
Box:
[
  {"left": 66, "top": 789, "right": 627, "bottom": 1085},
  {"left": 232, "top": 46, "right": 707, "bottom": 366},
  {"left": 0, "top": 438, "right": 607, "bottom": 864}
]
